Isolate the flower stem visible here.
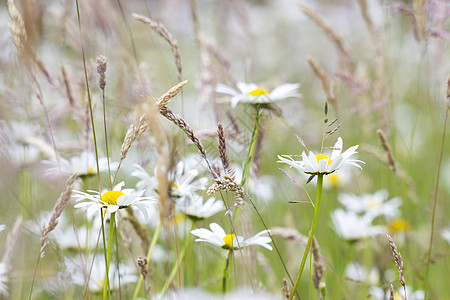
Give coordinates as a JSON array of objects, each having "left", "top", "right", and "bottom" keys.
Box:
[
  {"left": 132, "top": 221, "right": 162, "bottom": 300},
  {"left": 240, "top": 106, "right": 262, "bottom": 189},
  {"left": 289, "top": 174, "right": 324, "bottom": 300},
  {"left": 103, "top": 212, "right": 116, "bottom": 300},
  {"left": 222, "top": 250, "right": 233, "bottom": 294},
  {"left": 160, "top": 222, "right": 196, "bottom": 295}
]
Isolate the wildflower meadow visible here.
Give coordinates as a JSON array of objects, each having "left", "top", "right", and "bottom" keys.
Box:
[{"left": 1, "top": 0, "right": 449, "bottom": 299}]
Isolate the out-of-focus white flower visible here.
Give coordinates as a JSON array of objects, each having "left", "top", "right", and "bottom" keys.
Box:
[
  {"left": 43, "top": 151, "right": 118, "bottom": 177},
  {"left": 177, "top": 195, "right": 225, "bottom": 220},
  {"left": 338, "top": 190, "right": 402, "bottom": 220},
  {"left": 331, "top": 209, "right": 385, "bottom": 241},
  {"left": 73, "top": 181, "right": 156, "bottom": 220},
  {"left": 232, "top": 166, "right": 275, "bottom": 202},
  {"left": 441, "top": 225, "right": 450, "bottom": 244},
  {"left": 374, "top": 286, "right": 424, "bottom": 300},
  {"left": 216, "top": 82, "right": 300, "bottom": 108},
  {"left": 0, "top": 224, "right": 5, "bottom": 233},
  {"left": 0, "top": 262, "right": 8, "bottom": 297},
  {"left": 191, "top": 223, "right": 272, "bottom": 250},
  {"left": 66, "top": 256, "right": 138, "bottom": 292},
  {"left": 278, "top": 137, "right": 364, "bottom": 176},
  {"left": 345, "top": 262, "right": 379, "bottom": 285},
  {"left": 155, "top": 287, "right": 284, "bottom": 300},
  {"left": 133, "top": 161, "right": 208, "bottom": 206}
]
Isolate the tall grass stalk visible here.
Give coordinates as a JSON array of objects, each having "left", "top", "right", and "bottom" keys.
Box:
[
  {"left": 240, "top": 106, "right": 262, "bottom": 188},
  {"left": 103, "top": 212, "right": 116, "bottom": 300},
  {"left": 132, "top": 221, "right": 162, "bottom": 300},
  {"left": 289, "top": 174, "right": 324, "bottom": 300},
  {"left": 423, "top": 79, "right": 450, "bottom": 297},
  {"left": 160, "top": 222, "right": 196, "bottom": 295}
]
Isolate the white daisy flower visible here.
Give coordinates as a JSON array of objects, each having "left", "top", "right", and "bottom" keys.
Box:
[
  {"left": 0, "top": 224, "right": 5, "bottom": 233},
  {"left": 133, "top": 161, "right": 208, "bottom": 205},
  {"left": 216, "top": 82, "right": 301, "bottom": 108},
  {"left": 338, "top": 190, "right": 402, "bottom": 220},
  {"left": 278, "top": 137, "right": 364, "bottom": 176},
  {"left": 345, "top": 262, "right": 379, "bottom": 285},
  {"left": 191, "top": 223, "right": 272, "bottom": 250},
  {"left": 66, "top": 255, "right": 138, "bottom": 293},
  {"left": 441, "top": 225, "right": 450, "bottom": 244},
  {"left": 72, "top": 181, "right": 155, "bottom": 221},
  {"left": 331, "top": 209, "right": 385, "bottom": 241},
  {"left": 177, "top": 195, "right": 225, "bottom": 220},
  {"left": 43, "top": 150, "right": 118, "bottom": 178}
]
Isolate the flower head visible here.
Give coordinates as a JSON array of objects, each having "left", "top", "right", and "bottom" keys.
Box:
[
  {"left": 338, "top": 190, "right": 402, "bottom": 221},
  {"left": 216, "top": 82, "right": 300, "bottom": 108},
  {"left": 72, "top": 182, "right": 155, "bottom": 220},
  {"left": 44, "top": 151, "right": 118, "bottom": 178},
  {"left": 191, "top": 223, "right": 272, "bottom": 250},
  {"left": 177, "top": 195, "right": 225, "bottom": 220},
  {"left": 331, "top": 209, "right": 385, "bottom": 241},
  {"left": 278, "top": 137, "right": 364, "bottom": 176}
]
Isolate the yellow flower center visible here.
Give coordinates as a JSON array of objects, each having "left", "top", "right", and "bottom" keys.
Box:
[
  {"left": 169, "top": 213, "right": 185, "bottom": 225},
  {"left": 315, "top": 154, "right": 332, "bottom": 166},
  {"left": 248, "top": 87, "right": 269, "bottom": 96},
  {"left": 222, "top": 234, "right": 236, "bottom": 249},
  {"left": 88, "top": 166, "right": 94, "bottom": 175},
  {"left": 101, "top": 191, "right": 125, "bottom": 205},
  {"left": 327, "top": 173, "right": 341, "bottom": 187},
  {"left": 387, "top": 218, "right": 410, "bottom": 234},
  {"left": 368, "top": 197, "right": 380, "bottom": 208}
]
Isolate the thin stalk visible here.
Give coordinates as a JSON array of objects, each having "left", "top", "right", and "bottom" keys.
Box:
[
  {"left": 160, "top": 222, "right": 196, "bottom": 295},
  {"left": 103, "top": 212, "right": 116, "bottom": 300},
  {"left": 240, "top": 106, "right": 262, "bottom": 188},
  {"left": 424, "top": 88, "right": 450, "bottom": 297},
  {"left": 132, "top": 221, "right": 162, "bottom": 300},
  {"left": 289, "top": 174, "right": 324, "bottom": 300},
  {"left": 222, "top": 250, "right": 233, "bottom": 294},
  {"left": 75, "top": 0, "right": 101, "bottom": 193},
  {"left": 101, "top": 88, "right": 112, "bottom": 190}
]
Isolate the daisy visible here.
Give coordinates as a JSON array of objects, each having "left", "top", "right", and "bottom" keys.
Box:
[
  {"left": 72, "top": 181, "right": 155, "bottom": 221},
  {"left": 177, "top": 195, "right": 225, "bottom": 220},
  {"left": 216, "top": 82, "right": 301, "bottom": 108},
  {"left": 345, "top": 262, "right": 379, "bottom": 285},
  {"left": 441, "top": 225, "right": 450, "bottom": 244},
  {"left": 338, "top": 190, "right": 402, "bottom": 220},
  {"left": 278, "top": 137, "right": 364, "bottom": 176},
  {"left": 331, "top": 209, "right": 385, "bottom": 241},
  {"left": 43, "top": 150, "right": 118, "bottom": 177},
  {"left": 191, "top": 223, "right": 272, "bottom": 250},
  {"left": 66, "top": 255, "right": 138, "bottom": 293},
  {"left": 0, "top": 224, "right": 5, "bottom": 233},
  {"left": 133, "top": 161, "right": 208, "bottom": 205}
]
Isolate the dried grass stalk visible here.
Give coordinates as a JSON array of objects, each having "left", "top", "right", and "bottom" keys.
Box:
[
  {"left": 377, "top": 129, "right": 396, "bottom": 172},
  {"left": 299, "top": 5, "right": 356, "bottom": 72},
  {"left": 207, "top": 175, "right": 245, "bottom": 201},
  {"left": 312, "top": 237, "right": 325, "bottom": 300},
  {"left": 282, "top": 278, "right": 290, "bottom": 299},
  {"left": 1, "top": 216, "right": 23, "bottom": 264},
  {"left": 389, "top": 284, "right": 395, "bottom": 300},
  {"left": 120, "top": 115, "right": 149, "bottom": 162},
  {"left": 387, "top": 234, "right": 406, "bottom": 293},
  {"left": 217, "top": 122, "right": 230, "bottom": 171},
  {"left": 62, "top": 65, "right": 75, "bottom": 106},
  {"left": 159, "top": 106, "right": 207, "bottom": 160},
  {"left": 40, "top": 173, "right": 77, "bottom": 258},
  {"left": 307, "top": 56, "right": 338, "bottom": 112},
  {"left": 133, "top": 13, "right": 182, "bottom": 81},
  {"left": 96, "top": 55, "right": 108, "bottom": 91},
  {"left": 156, "top": 80, "right": 188, "bottom": 108}
]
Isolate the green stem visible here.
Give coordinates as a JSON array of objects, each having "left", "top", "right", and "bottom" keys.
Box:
[
  {"left": 222, "top": 250, "right": 233, "bottom": 294},
  {"left": 289, "top": 174, "right": 324, "bottom": 300},
  {"left": 103, "top": 212, "right": 115, "bottom": 300},
  {"left": 240, "top": 106, "right": 262, "bottom": 189},
  {"left": 160, "top": 222, "right": 196, "bottom": 295},
  {"left": 132, "top": 221, "right": 162, "bottom": 300}
]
